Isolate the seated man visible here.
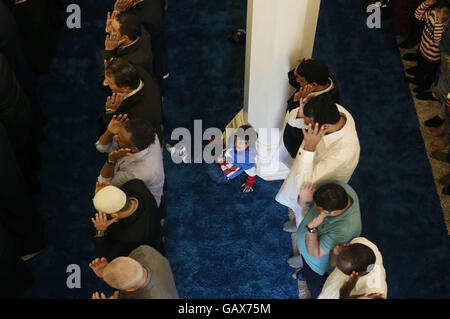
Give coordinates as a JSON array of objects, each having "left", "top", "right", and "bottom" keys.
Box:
[
  {"left": 96, "top": 114, "right": 164, "bottom": 207},
  {"left": 290, "top": 181, "right": 362, "bottom": 299},
  {"left": 101, "top": 58, "right": 162, "bottom": 142},
  {"left": 100, "top": 10, "right": 153, "bottom": 84},
  {"left": 281, "top": 59, "right": 341, "bottom": 162},
  {"left": 89, "top": 244, "right": 179, "bottom": 299},
  {"left": 276, "top": 95, "right": 360, "bottom": 231},
  {"left": 91, "top": 180, "right": 164, "bottom": 261},
  {"left": 318, "top": 237, "right": 387, "bottom": 299}
]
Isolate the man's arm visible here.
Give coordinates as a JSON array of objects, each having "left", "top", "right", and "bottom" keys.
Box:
[
  {"left": 98, "top": 130, "right": 115, "bottom": 147},
  {"left": 305, "top": 211, "right": 329, "bottom": 258},
  {"left": 97, "top": 114, "right": 128, "bottom": 152},
  {"left": 99, "top": 148, "right": 132, "bottom": 179},
  {"left": 305, "top": 231, "right": 328, "bottom": 258}
]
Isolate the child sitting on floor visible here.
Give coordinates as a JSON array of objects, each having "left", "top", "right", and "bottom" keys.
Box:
[{"left": 166, "top": 124, "right": 258, "bottom": 192}]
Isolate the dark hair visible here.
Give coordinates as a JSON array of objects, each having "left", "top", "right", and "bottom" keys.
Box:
[
  {"left": 340, "top": 243, "right": 376, "bottom": 273},
  {"left": 295, "top": 59, "right": 330, "bottom": 86},
  {"left": 313, "top": 183, "right": 348, "bottom": 211},
  {"left": 303, "top": 95, "right": 340, "bottom": 126},
  {"left": 116, "top": 12, "right": 142, "bottom": 41},
  {"left": 124, "top": 119, "right": 156, "bottom": 150},
  {"left": 106, "top": 58, "right": 140, "bottom": 89},
  {"left": 428, "top": 0, "right": 450, "bottom": 10},
  {"left": 237, "top": 124, "right": 258, "bottom": 142}
]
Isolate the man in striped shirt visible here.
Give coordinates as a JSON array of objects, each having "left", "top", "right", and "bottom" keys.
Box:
[{"left": 408, "top": 0, "right": 450, "bottom": 92}]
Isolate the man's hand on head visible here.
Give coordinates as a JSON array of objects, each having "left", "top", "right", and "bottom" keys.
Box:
[
  {"left": 332, "top": 242, "right": 350, "bottom": 256},
  {"left": 107, "top": 114, "right": 128, "bottom": 135},
  {"left": 106, "top": 93, "right": 125, "bottom": 113},
  {"left": 95, "top": 181, "right": 111, "bottom": 195},
  {"left": 106, "top": 11, "right": 118, "bottom": 34},
  {"left": 294, "top": 84, "right": 314, "bottom": 102},
  {"left": 298, "top": 182, "right": 315, "bottom": 207},
  {"left": 89, "top": 257, "right": 109, "bottom": 278},
  {"left": 302, "top": 122, "right": 327, "bottom": 152},
  {"left": 339, "top": 271, "right": 361, "bottom": 299},
  {"left": 91, "top": 211, "right": 119, "bottom": 231},
  {"left": 105, "top": 33, "right": 126, "bottom": 51},
  {"left": 307, "top": 210, "right": 330, "bottom": 229}
]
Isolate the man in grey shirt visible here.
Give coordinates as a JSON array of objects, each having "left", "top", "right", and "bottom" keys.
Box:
[
  {"left": 96, "top": 114, "right": 164, "bottom": 207},
  {"left": 90, "top": 244, "right": 179, "bottom": 299}
]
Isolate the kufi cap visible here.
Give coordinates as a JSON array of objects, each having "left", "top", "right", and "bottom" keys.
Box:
[{"left": 93, "top": 185, "right": 127, "bottom": 214}]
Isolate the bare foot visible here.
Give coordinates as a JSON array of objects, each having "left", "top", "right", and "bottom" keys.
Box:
[
  {"left": 429, "top": 136, "right": 449, "bottom": 150},
  {"left": 165, "top": 144, "right": 174, "bottom": 153},
  {"left": 426, "top": 127, "right": 444, "bottom": 137}
]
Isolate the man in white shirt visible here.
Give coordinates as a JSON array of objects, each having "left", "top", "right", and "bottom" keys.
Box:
[
  {"left": 318, "top": 237, "right": 387, "bottom": 299},
  {"left": 276, "top": 95, "right": 360, "bottom": 231},
  {"left": 96, "top": 114, "right": 164, "bottom": 207}
]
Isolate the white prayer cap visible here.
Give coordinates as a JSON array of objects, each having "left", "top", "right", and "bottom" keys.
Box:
[{"left": 93, "top": 185, "right": 127, "bottom": 214}]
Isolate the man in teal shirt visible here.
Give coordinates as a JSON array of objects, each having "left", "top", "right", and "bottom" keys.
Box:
[{"left": 294, "top": 181, "right": 362, "bottom": 298}]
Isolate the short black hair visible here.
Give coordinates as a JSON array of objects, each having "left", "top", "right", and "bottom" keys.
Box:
[
  {"left": 303, "top": 95, "right": 341, "bottom": 126},
  {"left": 313, "top": 183, "right": 348, "bottom": 211},
  {"left": 116, "top": 12, "right": 142, "bottom": 41},
  {"left": 106, "top": 58, "right": 140, "bottom": 90},
  {"left": 124, "top": 119, "right": 156, "bottom": 150},
  {"left": 296, "top": 59, "right": 330, "bottom": 86},
  {"left": 340, "top": 243, "right": 376, "bottom": 273}
]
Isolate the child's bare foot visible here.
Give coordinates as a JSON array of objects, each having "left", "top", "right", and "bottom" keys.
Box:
[
  {"left": 165, "top": 144, "right": 174, "bottom": 153},
  {"left": 426, "top": 127, "right": 444, "bottom": 137},
  {"left": 429, "top": 136, "right": 449, "bottom": 150}
]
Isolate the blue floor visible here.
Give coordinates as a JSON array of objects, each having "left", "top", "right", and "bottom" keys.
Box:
[{"left": 23, "top": 0, "right": 450, "bottom": 298}]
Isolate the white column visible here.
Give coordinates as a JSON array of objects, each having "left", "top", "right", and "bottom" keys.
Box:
[{"left": 243, "top": 0, "right": 321, "bottom": 181}]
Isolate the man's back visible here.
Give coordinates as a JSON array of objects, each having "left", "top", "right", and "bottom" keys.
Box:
[
  {"left": 92, "top": 179, "right": 164, "bottom": 260},
  {"left": 119, "top": 245, "right": 179, "bottom": 299}
]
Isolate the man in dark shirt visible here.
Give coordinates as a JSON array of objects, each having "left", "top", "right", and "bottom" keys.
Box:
[
  {"left": 100, "top": 11, "right": 153, "bottom": 86},
  {"left": 100, "top": 58, "right": 162, "bottom": 142},
  {"left": 91, "top": 179, "right": 164, "bottom": 261},
  {"left": 282, "top": 59, "right": 341, "bottom": 160},
  {"left": 0, "top": 122, "right": 45, "bottom": 258},
  {"left": 114, "top": 0, "right": 166, "bottom": 91}
]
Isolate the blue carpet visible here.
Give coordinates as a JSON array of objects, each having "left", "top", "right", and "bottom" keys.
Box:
[{"left": 22, "top": 0, "right": 450, "bottom": 298}]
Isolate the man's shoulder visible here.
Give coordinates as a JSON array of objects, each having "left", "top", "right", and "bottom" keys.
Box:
[
  {"left": 129, "top": 244, "right": 166, "bottom": 265},
  {"left": 120, "top": 178, "right": 148, "bottom": 194}
]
